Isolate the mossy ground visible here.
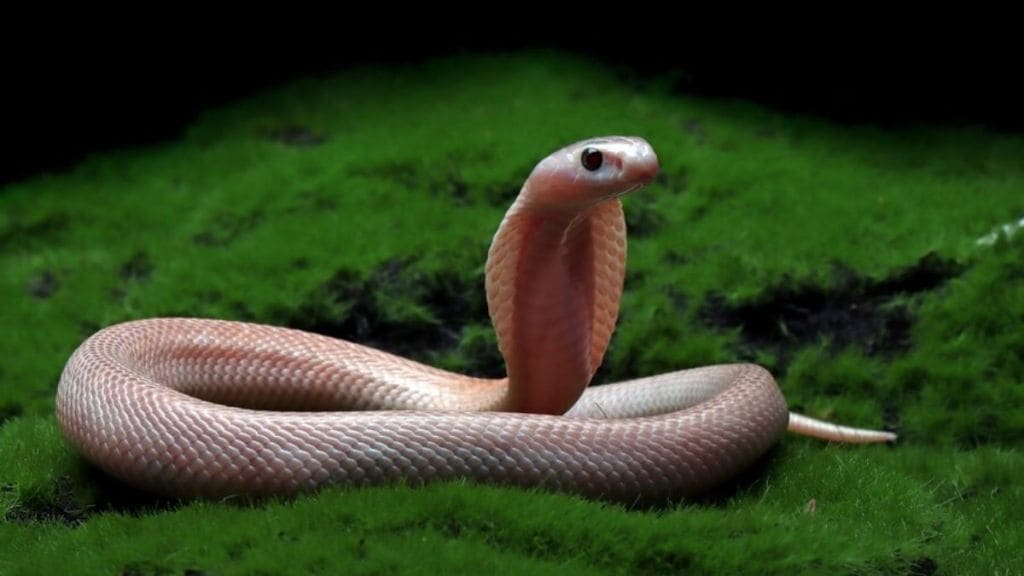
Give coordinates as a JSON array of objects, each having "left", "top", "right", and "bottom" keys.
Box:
[{"left": 2, "top": 53, "right": 1022, "bottom": 574}]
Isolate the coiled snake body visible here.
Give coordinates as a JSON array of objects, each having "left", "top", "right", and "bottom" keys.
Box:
[{"left": 57, "top": 136, "right": 894, "bottom": 503}]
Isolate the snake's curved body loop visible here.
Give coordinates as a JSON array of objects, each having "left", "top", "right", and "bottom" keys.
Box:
[{"left": 57, "top": 136, "right": 894, "bottom": 503}]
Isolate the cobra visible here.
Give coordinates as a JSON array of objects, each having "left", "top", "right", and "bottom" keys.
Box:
[{"left": 56, "top": 136, "right": 895, "bottom": 504}]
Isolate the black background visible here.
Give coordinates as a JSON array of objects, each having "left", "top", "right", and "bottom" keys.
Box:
[{"left": 4, "top": 28, "right": 1018, "bottom": 186}]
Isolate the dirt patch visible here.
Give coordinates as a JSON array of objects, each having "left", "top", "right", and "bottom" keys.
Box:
[
  {"left": 699, "top": 252, "right": 963, "bottom": 371},
  {"left": 119, "top": 251, "right": 154, "bottom": 283},
  {"left": 0, "top": 212, "right": 70, "bottom": 251},
  {"left": 274, "top": 256, "right": 503, "bottom": 377},
  {"left": 4, "top": 476, "right": 88, "bottom": 526},
  {"left": 908, "top": 557, "right": 938, "bottom": 576},
  {"left": 5, "top": 466, "right": 186, "bottom": 526},
  {"left": 111, "top": 251, "right": 156, "bottom": 302},
  {"left": 0, "top": 402, "right": 23, "bottom": 425},
  {"left": 481, "top": 181, "right": 521, "bottom": 208},
  {"left": 26, "top": 270, "right": 59, "bottom": 299}
]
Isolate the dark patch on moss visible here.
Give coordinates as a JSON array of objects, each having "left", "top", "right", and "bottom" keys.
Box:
[
  {"left": 78, "top": 321, "right": 102, "bottom": 340},
  {"left": 274, "top": 256, "right": 497, "bottom": 375},
  {"left": 267, "top": 126, "right": 325, "bottom": 147},
  {"left": 699, "top": 252, "right": 963, "bottom": 370},
  {"left": 295, "top": 189, "right": 339, "bottom": 212},
  {"left": 0, "top": 212, "right": 69, "bottom": 251},
  {"left": 199, "top": 290, "right": 223, "bottom": 304},
  {"left": 666, "top": 285, "right": 689, "bottom": 314},
  {"left": 183, "top": 569, "right": 209, "bottom": 576},
  {"left": 652, "top": 167, "right": 687, "bottom": 195},
  {"left": 522, "top": 530, "right": 567, "bottom": 559},
  {"left": 867, "top": 252, "right": 964, "bottom": 298},
  {"left": 623, "top": 196, "right": 666, "bottom": 238},
  {"left": 26, "top": 270, "right": 59, "bottom": 299},
  {"left": 228, "top": 300, "right": 259, "bottom": 322},
  {"left": 663, "top": 249, "right": 690, "bottom": 268},
  {"left": 450, "top": 326, "right": 505, "bottom": 378},
  {"left": 908, "top": 557, "right": 938, "bottom": 576},
  {"left": 5, "top": 476, "right": 88, "bottom": 525},
  {"left": 226, "top": 539, "right": 251, "bottom": 560},
  {"left": 17, "top": 461, "right": 186, "bottom": 521},
  {"left": 398, "top": 168, "right": 473, "bottom": 204},
  {"left": 435, "top": 515, "right": 463, "bottom": 538},
  {"left": 97, "top": 483, "right": 180, "bottom": 518},
  {"left": 624, "top": 267, "right": 647, "bottom": 288},
  {"left": 631, "top": 547, "right": 694, "bottom": 575},
  {"left": 0, "top": 402, "right": 23, "bottom": 425},
  {"left": 193, "top": 209, "right": 265, "bottom": 247},
  {"left": 442, "top": 323, "right": 505, "bottom": 381},
  {"left": 685, "top": 186, "right": 736, "bottom": 223},
  {"left": 883, "top": 400, "right": 902, "bottom": 436},
  {"left": 483, "top": 182, "right": 521, "bottom": 207},
  {"left": 352, "top": 160, "right": 473, "bottom": 204},
  {"left": 446, "top": 176, "right": 470, "bottom": 203},
  {"left": 351, "top": 160, "right": 421, "bottom": 190},
  {"left": 120, "top": 251, "right": 154, "bottom": 283},
  {"left": 110, "top": 253, "right": 159, "bottom": 301},
  {"left": 120, "top": 560, "right": 174, "bottom": 576},
  {"left": 681, "top": 119, "right": 707, "bottom": 144}
]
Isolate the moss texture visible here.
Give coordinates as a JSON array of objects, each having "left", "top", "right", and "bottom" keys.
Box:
[{"left": 2, "top": 52, "right": 1022, "bottom": 574}]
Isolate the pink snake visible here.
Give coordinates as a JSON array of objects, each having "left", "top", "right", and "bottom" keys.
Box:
[{"left": 56, "top": 136, "right": 895, "bottom": 503}]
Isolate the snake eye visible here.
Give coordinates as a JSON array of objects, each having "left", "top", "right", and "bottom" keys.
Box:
[{"left": 581, "top": 147, "right": 603, "bottom": 171}]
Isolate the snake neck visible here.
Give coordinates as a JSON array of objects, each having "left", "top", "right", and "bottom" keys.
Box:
[{"left": 486, "top": 196, "right": 624, "bottom": 415}]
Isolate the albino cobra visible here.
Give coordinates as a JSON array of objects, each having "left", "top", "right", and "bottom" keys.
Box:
[{"left": 57, "top": 136, "right": 896, "bottom": 504}]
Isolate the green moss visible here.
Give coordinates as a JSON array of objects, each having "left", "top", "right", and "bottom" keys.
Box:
[
  {"left": 0, "top": 418, "right": 89, "bottom": 521},
  {"left": 888, "top": 238, "right": 1024, "bottom": 446},
  {"left": 2, "top": 52, "right": 1022, "bottom": 573},
  {"left": 3, "top": 448, "right": 1017, "bottom": 575}
]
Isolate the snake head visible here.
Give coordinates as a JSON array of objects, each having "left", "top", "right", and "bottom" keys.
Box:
[{"left": 521, "top": 136, "right": 659, "bottom": 212}]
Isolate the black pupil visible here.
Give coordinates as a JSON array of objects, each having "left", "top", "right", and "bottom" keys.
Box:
[{"left": 581, "top": 147, "right": 603, "bottom": 171}]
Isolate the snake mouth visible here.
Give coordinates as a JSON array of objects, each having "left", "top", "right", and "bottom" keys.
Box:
[{"left": 609, "top": 181, "right": 648, "bottom": 200}]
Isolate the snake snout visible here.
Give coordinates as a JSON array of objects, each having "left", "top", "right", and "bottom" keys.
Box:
[{"left": 623, "top": 137, "right": 659, "bottom": 186}]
